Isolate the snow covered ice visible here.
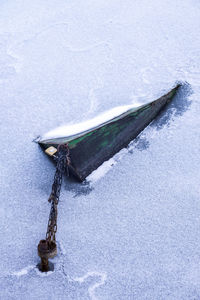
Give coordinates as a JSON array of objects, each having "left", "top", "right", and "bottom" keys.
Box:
[{"left": 0, "top": 0, "right": 200, "bottom": 299}]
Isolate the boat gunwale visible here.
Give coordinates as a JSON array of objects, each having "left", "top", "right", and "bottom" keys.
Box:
[
  {"left": 38, "top": 84, "right": 180, "bottom": 146},
  {"left": 38, "top": 104, "right": 148, "bottom": 145}
]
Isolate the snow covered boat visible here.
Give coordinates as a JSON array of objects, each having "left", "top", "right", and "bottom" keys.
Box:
[{"left": 37, "top": 84, "right": 180, "bottom": 181}]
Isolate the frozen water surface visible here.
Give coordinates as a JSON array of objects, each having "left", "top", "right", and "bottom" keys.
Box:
[{"left": 0, "top": 0, "right": 200, "bottom": 299}]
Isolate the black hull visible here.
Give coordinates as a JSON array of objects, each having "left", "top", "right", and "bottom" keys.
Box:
[{"left": 39, "top": 85, "right": 180, "bottom": 181}]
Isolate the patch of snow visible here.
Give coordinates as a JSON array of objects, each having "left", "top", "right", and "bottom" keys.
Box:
[
  {"left": 35, "top": 268, "right": 54, "bottom": 277},
  {"left": 12, "top": 265, "right": 35, "bottom": 277},
  {"left": 38, "top": 104, "right": 139, "bottom": 143},
  {"left": 73, "top": 271, "right": 107, "bottom": 300},
  {"left": 87, "top": 158, "right": 117, "bottom": 183}
]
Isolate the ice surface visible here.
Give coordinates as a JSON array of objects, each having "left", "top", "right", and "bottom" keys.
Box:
[{"left": 0, "top": 0, "right": 200, "bottom": 299}]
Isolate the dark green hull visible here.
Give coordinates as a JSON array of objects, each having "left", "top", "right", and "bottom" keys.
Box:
[{"left": 39, "top": 85, "right": 180, "bottom": 181}]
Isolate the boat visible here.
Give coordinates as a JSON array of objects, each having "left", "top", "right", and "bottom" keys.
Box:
[{"left": 37, "top": 84, "right": 181, "bottom": 181}]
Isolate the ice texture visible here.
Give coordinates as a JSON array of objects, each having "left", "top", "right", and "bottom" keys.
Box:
[{"left": 0, "top": 0, "right": 200, "bottom": 299}]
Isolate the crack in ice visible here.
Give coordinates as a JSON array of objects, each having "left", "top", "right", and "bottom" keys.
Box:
[{"left": 65, "top": 41, "right": 109, "bottom": 53}]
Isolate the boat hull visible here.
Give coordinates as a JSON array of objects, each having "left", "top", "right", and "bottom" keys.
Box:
[{"left": 39, "top": 85, "right": 180, "bottom": 181}]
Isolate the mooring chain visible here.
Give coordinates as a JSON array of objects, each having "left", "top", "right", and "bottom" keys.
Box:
[
  {"left": 38, "top": 144, "right": 70, "bottom": 272},
  {"left": 46, "top": 144, "right": 70, "bottom": 243}
]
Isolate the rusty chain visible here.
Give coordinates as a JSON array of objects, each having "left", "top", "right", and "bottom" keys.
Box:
[
  {"left": 37, "top": 144, "right": 70, "bottom": 272},
  {"left": 46, "top": 144, "right": 70, "bottom": 243}
]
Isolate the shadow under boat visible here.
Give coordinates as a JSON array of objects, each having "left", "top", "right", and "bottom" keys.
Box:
[{"left": 36, "top": 84, "right": 181, "bottom": 181}]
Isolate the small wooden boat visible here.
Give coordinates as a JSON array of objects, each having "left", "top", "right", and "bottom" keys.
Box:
[{"left": 37, "top": 84, "right": 180, "bottom": 181}]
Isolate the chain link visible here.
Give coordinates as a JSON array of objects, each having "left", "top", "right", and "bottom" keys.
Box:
[{"left": 46, "top": 144, "right": 70, "bottom": 243}]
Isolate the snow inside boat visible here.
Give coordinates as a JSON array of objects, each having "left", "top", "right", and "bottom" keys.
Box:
[{"left": 37, "top": 84, "right": 181, "bottom": 181}]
